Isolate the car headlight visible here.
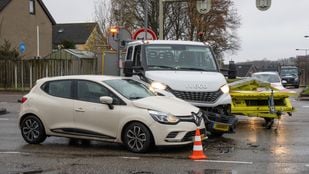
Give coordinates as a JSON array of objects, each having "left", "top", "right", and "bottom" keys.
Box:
[
  {"left": 150, "top": 82, "right": 167, "bottom": 90},
  {"left": 148, "top": 110, "right": 179, "bottom": 124},
  {"left": 295, "top": 77, "right": 299, "bottom": 81},
  {"left": 220, "top": 84, "right": 229, "bottom": 94}
]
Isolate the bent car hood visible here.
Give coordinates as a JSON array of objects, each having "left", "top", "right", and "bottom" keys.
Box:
[
  {"left": 145, "top": 71, "right": 226, "bottom": 91},
  {"left": 132, "top": 96, "right": 199, "bottom": 116}
]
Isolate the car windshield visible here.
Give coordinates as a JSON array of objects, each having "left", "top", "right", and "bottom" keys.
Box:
[
  {"left": 281, "top": 68, "right": 298, "bottom": 76},
  {"left": 252, "top": 74, "right": 281, "bottom": 83},
  {"left": 145, "top": 44, "right": 218, "bottom": 71},
  {"left": 104, "top": 79, "right": 155, "bottom": 100}
]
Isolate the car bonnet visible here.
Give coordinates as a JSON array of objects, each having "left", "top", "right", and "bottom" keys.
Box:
[{"left": 132, "top": 96, "right": 199, "bottom": 116}]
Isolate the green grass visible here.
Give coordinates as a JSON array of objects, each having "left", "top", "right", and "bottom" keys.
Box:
[{"left": 302, "top": 86, "right": 309, "bottom": 95}]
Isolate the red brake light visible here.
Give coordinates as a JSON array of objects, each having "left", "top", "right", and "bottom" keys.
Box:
[{"left": 19, "top": 97, "right": 27, "bottom": 103}]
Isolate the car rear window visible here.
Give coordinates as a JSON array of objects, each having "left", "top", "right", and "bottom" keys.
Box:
[{"left": 41, "top": 80, "right": 72, "bottom": 99}]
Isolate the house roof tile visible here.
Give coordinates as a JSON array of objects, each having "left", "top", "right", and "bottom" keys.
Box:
[{"left": 53, "top": 22, "right": 97, "bottom": 45}]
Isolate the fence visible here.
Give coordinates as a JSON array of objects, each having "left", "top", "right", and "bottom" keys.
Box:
[{"left": 0, "top": 58, "right": 97, "bottom": 90}]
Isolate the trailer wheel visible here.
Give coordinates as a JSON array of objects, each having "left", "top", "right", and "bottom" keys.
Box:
[{"left": 264, "top": 118, "right": 274, "bottom": 129}]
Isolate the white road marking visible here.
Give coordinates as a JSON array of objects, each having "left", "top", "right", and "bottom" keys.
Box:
[
  {"left": 305, "top": 164, "right": 309, "bottom": 167},
  {"left": 0, "top": 118, "right": 9, "bottom": 121},
  {"left": 120, "top": 156, "right": 140, "bottom": 160},
  {"left": 0, "top": 151, "right": 29, "bottom": 155},
  {"left": 302, "top": 106, "right": 309, "bottom": 108},
  {"left": 195, "top": 159, "right": 253, "bottom": 165}
]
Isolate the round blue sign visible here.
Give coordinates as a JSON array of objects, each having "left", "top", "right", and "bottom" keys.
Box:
[{"left": 19, "top": 42, "right": 26, "bottom": 54}]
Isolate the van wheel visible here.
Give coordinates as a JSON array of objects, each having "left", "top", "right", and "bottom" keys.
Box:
[
  {"left": 123, "top": 122, "right": 152, "bottom": 153},
  {"left": 21, "top": 115, "right": 46, "bottom": 144}
]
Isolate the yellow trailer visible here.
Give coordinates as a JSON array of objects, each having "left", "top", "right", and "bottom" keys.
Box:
[{"left": 229, "top": 78, "right": 295, "bottom": 128}]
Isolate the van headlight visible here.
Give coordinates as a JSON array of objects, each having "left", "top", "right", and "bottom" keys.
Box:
[
  {"left": 149, "top": 110, "right": 179, "bottom": 124},
  {"left": 150, "top": 82, "right": 167, "bottom": 90},
  {"left": 220, "top": 84, "right": 229, "bottom": 94}
]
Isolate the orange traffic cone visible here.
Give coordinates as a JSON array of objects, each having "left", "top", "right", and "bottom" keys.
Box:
[{"left": 189, "top": 127, "right": 207, "bottom": 160}]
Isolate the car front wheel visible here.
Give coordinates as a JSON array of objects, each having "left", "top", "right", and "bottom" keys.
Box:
[
  {"left": 21, "top": 115, "right": 46, "bottom": 144},
  {"left": 123, "top": 122, "right": 152, "bottom": 153}
]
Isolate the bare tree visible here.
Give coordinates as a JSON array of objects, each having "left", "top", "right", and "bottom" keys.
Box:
[
  {"left": 94, "top": 0, "right": 113, "bottom": 35},
  {"left": 109, "top": 0, "right": 240, "bottom": 62}
]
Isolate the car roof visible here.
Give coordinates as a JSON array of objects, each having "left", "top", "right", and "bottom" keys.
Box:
[
  {"left": 36, "top": 75, "right": 126, "bottom": 84},
  {"left": 252, "top": 72, "right": 279, "bottom": 75},
  {"left": 127, "top": 40, "right": 209, "bottom": 47}
]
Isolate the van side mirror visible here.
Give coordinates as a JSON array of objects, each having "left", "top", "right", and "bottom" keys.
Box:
[
  {"left": 99, "top": 96, "right": 114, "bottom": 110},
  {"left": 123, "top": 61, "right": 133, "bottom": 77}
]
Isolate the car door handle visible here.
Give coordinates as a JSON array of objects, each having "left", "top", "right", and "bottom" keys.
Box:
[{"left": 75, "top": 108, "right": 85, "bottom": 112}]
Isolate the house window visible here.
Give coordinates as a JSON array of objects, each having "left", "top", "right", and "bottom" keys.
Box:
[{"left": 29, "top": 0, "right": 35, "bottom": 15}]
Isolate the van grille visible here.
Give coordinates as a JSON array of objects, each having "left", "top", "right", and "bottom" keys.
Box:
[{"left": 169, "top": 89, "right": 223, "bottom": 103}]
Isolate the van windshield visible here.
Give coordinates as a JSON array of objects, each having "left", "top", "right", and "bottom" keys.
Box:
[{"left": 145, "top": 44, "right": 218, "bottom": 71}]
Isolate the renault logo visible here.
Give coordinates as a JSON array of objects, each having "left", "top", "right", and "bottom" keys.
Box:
[{"left": 192, "top": 112, "right": 202, "bottom": 126}]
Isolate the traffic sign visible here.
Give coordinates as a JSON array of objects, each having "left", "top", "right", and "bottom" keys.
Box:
[
  {"left": 256, "top": 0, "right": 271, "bottom": 11},
  {"left": 132, "top": 28, "right": 157, "bottom": 40},
  {"left": 19, "top": 42, "right": 26, "bottom": 54},
  {"left": 196, "top": 0, "right": 211, "bottom": 14}
]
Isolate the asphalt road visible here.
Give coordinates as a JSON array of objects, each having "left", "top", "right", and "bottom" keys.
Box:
[{"left": 0, "top": 90, "right": 309, "bottom": 174}]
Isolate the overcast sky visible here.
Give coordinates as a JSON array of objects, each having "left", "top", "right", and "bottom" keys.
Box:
[{"left": 43, "top": 0, "right": 309, "bottom": 63}]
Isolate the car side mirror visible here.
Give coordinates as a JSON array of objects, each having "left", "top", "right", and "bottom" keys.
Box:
[{"left": 99, "top": 96, "right": 114, "bottom": 110}]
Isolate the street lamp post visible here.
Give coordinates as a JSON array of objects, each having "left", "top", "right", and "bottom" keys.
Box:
[{"left": 296, "top": 48, "right": 309, "bottom": 56}]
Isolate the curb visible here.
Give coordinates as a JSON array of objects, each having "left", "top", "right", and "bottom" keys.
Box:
[{"left": 0, "top": 108, "right": 7, "bottom": 115}]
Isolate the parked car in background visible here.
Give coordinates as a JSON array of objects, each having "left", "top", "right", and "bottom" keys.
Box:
[
  {"left": 251, "top": 72, "right": 285, "bottom": 90},
  {"left": 280, "top": 66, "right": 300, "bottom": 88},
  {"left": 18, "top": 75, "right": 206, "bottom": 153}
]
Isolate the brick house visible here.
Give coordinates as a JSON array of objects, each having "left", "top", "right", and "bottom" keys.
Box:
[{"left": 0, "top": 0, "right": 55, "bottom": 59}]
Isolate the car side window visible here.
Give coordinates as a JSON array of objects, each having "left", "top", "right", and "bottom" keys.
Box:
[
  {"left": 77, "top": 80, "right": 123, "bottom": 105},
  {"left": 41, "top": 80, "right": 72, "bottom": 99}
]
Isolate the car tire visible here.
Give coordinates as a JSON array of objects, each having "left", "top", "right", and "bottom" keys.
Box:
[
  {"left": 21, "top": 115, "right": 46, "bottom": 144},
  {"left": 123, "top": 122, "right": 152, "bottom": 153}
]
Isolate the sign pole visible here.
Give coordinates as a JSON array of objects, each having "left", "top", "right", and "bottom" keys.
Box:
[
  {"left": 144, "top": 0, "right": 148, "bottom": 40},
  {"left": 159, "top": 0, "right": 163, "bottom": 40}
]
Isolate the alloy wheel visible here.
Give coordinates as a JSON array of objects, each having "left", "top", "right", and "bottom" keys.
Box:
[
  {"left": 21, "top": 116, "right": 46, "bottom": 144},
  {"left": 124, "top": 122, "right": 152, "bottom": 153}
]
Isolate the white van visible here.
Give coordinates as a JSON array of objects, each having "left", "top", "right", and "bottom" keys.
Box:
[{"left": 123, "top": 40, "right": 237, "bottom": 136}]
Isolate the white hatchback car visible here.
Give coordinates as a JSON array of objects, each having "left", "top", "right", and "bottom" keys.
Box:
[
  {"left": 19, "top": 75, "right": 205, "bottom": 153},
  {"left": 252, "top": 72, "right": 285, "bottom": 90}
]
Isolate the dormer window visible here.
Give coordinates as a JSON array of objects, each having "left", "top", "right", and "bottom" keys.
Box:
[{"left": 29, "top": 0, "right": 35, "bottom": 15}]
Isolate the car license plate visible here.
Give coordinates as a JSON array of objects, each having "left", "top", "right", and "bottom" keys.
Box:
[{"left": 213, "top": 123, "right": 229, "bottom": 131}]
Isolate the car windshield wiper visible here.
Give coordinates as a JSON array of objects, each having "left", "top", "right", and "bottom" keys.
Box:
[
  {"left": 148, "top": 65, "right": 175, "bottom": 69},
  {"left": 129, "top": 96, "right": 143, "bottom": 100},
  {"left": 176, "top": 67, "right": 207, "bottom": 71}
]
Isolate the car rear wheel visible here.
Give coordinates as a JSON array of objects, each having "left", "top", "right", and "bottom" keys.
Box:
[
  {"left": 123, "top": 122, "right": 152, "bottom": 153},
  {"left": 21, "top": 115, "right": 46, "bottom": 144}
]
